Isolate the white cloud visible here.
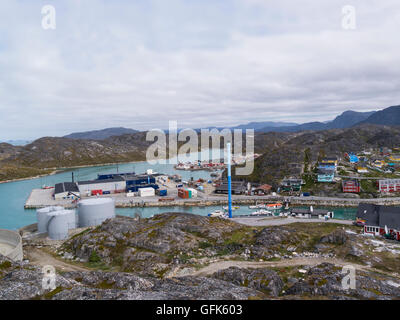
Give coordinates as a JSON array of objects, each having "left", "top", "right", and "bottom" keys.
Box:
[{"left": 0, "top": 0, "right": 400, "bottom": 139}]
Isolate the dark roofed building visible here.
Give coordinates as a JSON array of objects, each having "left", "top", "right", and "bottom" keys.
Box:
[
  {"left": 54, "top": 182, "right": 80, "bottom": 200},
  {"left": 357, "top": 203, "right": 400, "bottom": 240},
  {"left": 215, "top": 180, "right": 247, "bottom": 195}
]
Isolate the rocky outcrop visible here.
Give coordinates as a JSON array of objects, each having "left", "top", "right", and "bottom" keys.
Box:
[
  {"left": 0, "top": 254, "right": 262, "bottom": 300},
  {"left": 61, "top": 213, "right": 250, "bottom": 276},
  {"left": 319, "top": 230, "right": 348, "bottom": 245},
  {"left": 284, "top": 263, "right": 400, "bottom": 300},
  {"left": 212, "top": 267, "right": 284, "bottom": 297}
]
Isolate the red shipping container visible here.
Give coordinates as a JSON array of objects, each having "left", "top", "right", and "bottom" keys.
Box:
[{"left": 178, "top": 188, "right": 189, "bottom": 199}]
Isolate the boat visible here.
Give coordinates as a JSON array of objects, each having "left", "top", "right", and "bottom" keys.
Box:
[
  {"left": 266, "top": 203, "right": 282, "bottom": 210},
  {"left": 208, "top": 210, "right": 228, "bottom": 218},
  {"left": 251, "top": 209, "right": 273, "bottom": 216},
  {"left": 223, "top": 206, "right": 239, "bottom": 211},
  {"left": 249, "top": 204, "right": 266, "bottom": 209}
]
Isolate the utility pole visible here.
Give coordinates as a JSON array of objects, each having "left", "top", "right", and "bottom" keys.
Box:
[{"left": 227, "top": 142, "right": 233, "bottom": 219}]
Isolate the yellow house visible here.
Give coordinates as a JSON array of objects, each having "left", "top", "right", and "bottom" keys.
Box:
[
  {"left": 357, "top": 166, "right": 368, "bottom": 173},
  {"left": 389, "top": 155, "right": 400, "bottom": 162},
  {"left": 373, "top": 160, "right": 385, "bottom": 168},
  {"left": 322, "top": 157, "right": 338, "bottom": 166}
]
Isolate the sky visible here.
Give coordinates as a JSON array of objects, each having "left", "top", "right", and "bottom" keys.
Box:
[{"left": 1, "top": 0, "right": 400, "bottom": 140}]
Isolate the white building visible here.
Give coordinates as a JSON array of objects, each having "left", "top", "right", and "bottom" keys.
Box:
[{"left": 78, "top": 177, "right": 126, "bottom": 195}]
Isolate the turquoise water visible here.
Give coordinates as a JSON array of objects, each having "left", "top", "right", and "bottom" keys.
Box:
[
  {"left": 0, "top": 150, "right": 225, "bottom": 230},
  {"left": 0, "top": 149, "right": 357, "bottom": 231}
]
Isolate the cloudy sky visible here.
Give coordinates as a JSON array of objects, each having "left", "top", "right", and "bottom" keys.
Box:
[{"left": 1, "top": 0, "right": 400, "bottom": 139}]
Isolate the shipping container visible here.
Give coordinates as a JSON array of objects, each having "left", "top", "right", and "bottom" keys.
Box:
[
  {"left": 157, "top": 189, "right": 168, "bottom": 196},
  {"left": 139, "top": 187, "right": 155, "bottom": 197},
  {"left": 178, "top": 188, "right": 189, "bottom": 199}
]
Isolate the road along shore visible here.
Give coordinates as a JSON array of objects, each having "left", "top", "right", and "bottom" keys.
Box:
[{"left": 24, "top": 189, "right": 400, "bottom": 209}]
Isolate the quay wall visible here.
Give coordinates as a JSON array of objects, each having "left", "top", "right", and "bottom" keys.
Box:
[{"left": 25, "top": 195, "right": 400, "bottom": 209}]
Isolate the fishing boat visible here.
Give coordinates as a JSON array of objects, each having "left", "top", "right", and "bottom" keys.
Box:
[
  {"left": 266, "top": 203, "right": 282, "bottom": 210},
  {"left": 251, "top": 209, "right": 273, "bottom": 216}
]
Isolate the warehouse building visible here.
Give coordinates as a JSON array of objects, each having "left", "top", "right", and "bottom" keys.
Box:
[
  {"left": 54, "top": 182, "right": 80, "bottom": 200},
  {"left": 124, "top": 174, "right": 159, "bottom": 192},
  {"left": 215, "top": 180, "right": 247, "bottom": 195},
  {"left": 78, "top": 177, "right": 126, "bottom": 196}
]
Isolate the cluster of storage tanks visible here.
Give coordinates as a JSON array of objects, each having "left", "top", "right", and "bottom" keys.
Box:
[
  {"left": 36, "top": 198, "right": 115, "bottom": 240},
  {"left": 178, "top": 188, "right": 198, "bottom": 199}
]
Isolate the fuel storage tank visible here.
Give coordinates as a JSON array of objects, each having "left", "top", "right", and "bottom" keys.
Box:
[
  {"left": 36, "top": 206, "right": 64, "bottom": 233},
  {"left": 47, "top": 210, "right": 75, "bottom": 240},
  {"left": 78, "top": 198, "right": 115, "bottom": 227}
]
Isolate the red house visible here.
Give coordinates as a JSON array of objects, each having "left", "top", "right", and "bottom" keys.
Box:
[
  {"left": 342, "top": 180, "right": 360, "bottom": 193},
  {"left": 378, "top": 179, "right": 400, "bottom": 193}
]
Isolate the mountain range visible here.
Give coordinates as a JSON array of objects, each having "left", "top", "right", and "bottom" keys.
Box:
[
  {"left": 59, "top": 105, "right": 400, "bottom": 140},
  {"left": 63, "top": 127, "right": 139, "bottom": 140}
]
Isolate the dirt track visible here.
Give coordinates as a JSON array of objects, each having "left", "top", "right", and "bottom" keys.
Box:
[
  {"left": 183, "top": 257, "right": 369, "bottom": 277},
  {"left": 25, "top": 246, "right": 89, "bottom": 272}
]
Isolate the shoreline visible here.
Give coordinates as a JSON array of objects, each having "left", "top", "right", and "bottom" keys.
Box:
[
  {"left": 24, "top": 194, "right": 400, "bottom": 210},
  {"left": 0, "top": 148, "right": 225, "bottom": 184}
]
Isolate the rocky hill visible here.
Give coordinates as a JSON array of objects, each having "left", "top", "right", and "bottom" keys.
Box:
[
  {"left": 237, "top": 124, "right": 400, "bottom": 187},
  {"left": 64, "top": 127, "right": 140, "bottom": 140},
  {"left": 4, "top": 212, "right": 400, "bottom": 300},
  {"left": 358, "top": 105, "right": 400, "bottom": 126}
]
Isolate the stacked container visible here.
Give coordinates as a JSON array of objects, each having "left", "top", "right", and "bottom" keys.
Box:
[{"left": 178, "top": 189, "right": 189, "bottom": 199}]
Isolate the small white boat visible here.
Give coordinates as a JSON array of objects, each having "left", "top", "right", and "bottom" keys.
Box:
[
  {"left": 251, "top": 209, "right": 273, "bottom": 216},
  {"left": 249, "top": 204, "right": 266, "bottom": 209},
  {"left": 223, "top": 206, "right": 239, "bottom": 211},
  {"left": 208, "top": 210, "right": 228, "bottom": 218}
]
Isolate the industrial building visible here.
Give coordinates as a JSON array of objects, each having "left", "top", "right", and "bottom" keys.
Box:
[
  {"left": 77, "top": 176, "right": 126, "bottom": 196},
  {"left": 54, "top": 182, "right": 80, "bottom": 200},
  {"left": 124, "top": 174, "right": 159, "bottom": 193},
  {"left": 215, "top": 180, "right": 247, "bottom": 195}
]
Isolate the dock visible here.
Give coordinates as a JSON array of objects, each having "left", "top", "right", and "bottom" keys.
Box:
[{"left": 24, "top": 189, "right": 400, "bottom": 209}]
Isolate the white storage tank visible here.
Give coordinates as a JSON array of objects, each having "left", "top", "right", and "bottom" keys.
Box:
[
  {"left": 47, "top": 210, "right": 73, "bottom": 240},
  {"left": 37, "top": 206, "right": 64, "bottom": 233},
  {"left": 78, "top": 198, "right": 115, "bottom": 227},
  {"left": 138, "top": 187, "right": 155, "bottom": 197}
]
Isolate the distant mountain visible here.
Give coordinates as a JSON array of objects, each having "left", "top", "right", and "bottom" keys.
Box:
[
  {"left": 0, "top": 140, "right": 31, "bottom": 146},
  {"left": 357, "top": 105, "right": 400, "bottom": 127},
  {"left": 231, "top": 121, "right": 298, "bottom": 130},
  {"left": 64, "top": 127, "right": 140, "bottom": 140},
  {"left": 326, "top": 110, "right": 376, "bottom": 129},
  {"left": 259, "top": 110, "right": 377, "bottom": 133}
]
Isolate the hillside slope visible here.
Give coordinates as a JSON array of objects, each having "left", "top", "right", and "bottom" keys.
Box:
[{"left": 64, "top": 127, "right": 139, "bottom": 140}]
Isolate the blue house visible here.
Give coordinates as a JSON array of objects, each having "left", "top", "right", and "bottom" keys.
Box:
[
  {"left": 317, "top": 168, "right": 335, "bottom": 183},
  {"left": 348, "top": 154, "right": 359, "bottom": 164}
]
